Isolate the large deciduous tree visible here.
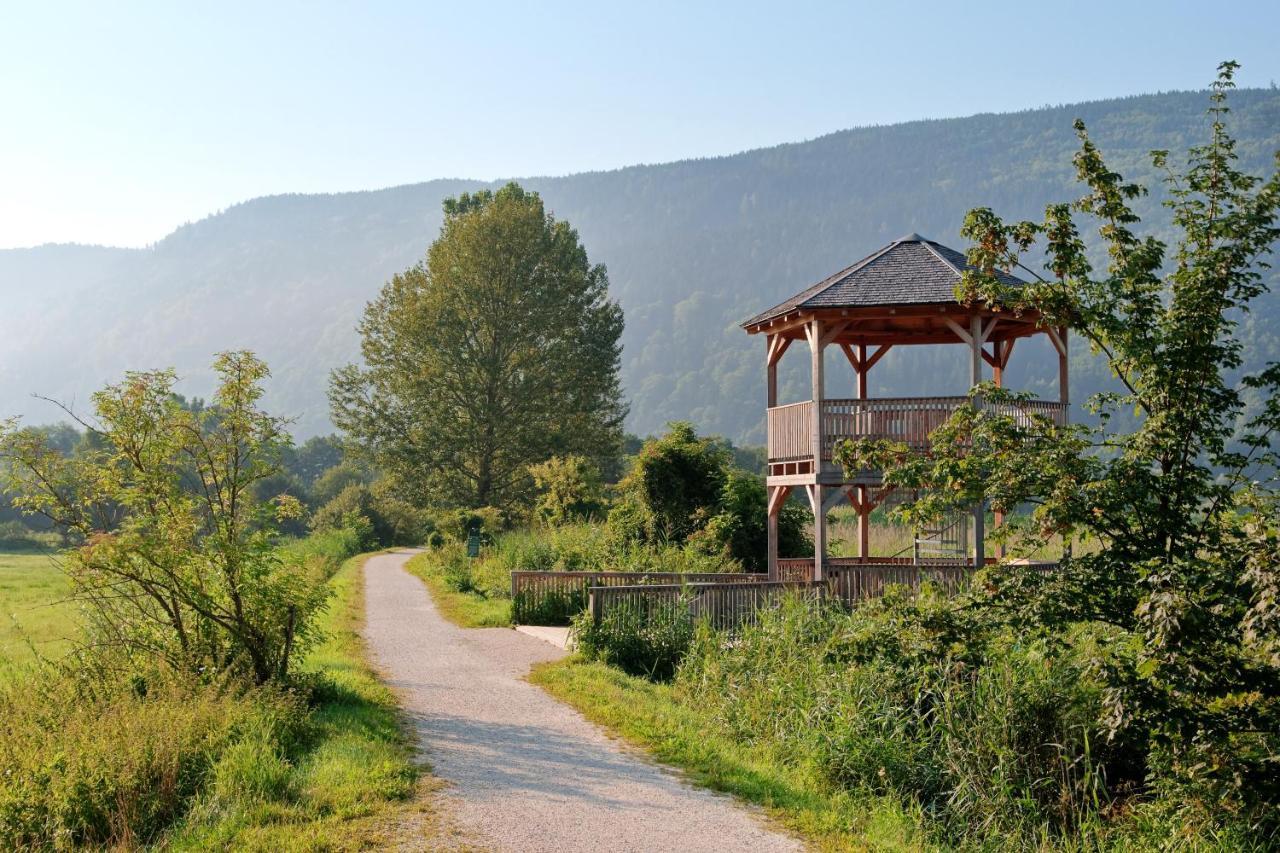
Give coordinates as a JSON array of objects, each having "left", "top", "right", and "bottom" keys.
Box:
[
  {"left": 330, "top": 183, "right": 626, "bottom": 509},
  {"left": 835, "top": 63, "right": 1280, "bottom": 813}
]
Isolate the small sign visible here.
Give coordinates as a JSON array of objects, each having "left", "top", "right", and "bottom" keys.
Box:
[{"left": 466, "top": 531, "right": 481, "bottom": 558}]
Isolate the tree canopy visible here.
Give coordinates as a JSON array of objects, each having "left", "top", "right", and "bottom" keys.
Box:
[{"left": 329, "top": 182, "right": 626, "bottom": 509}]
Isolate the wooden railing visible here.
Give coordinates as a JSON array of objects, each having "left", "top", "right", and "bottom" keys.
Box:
[
  {"left": 767, "top": 397, "right": 1070, "bottom": 462},
  {"left": 587, "top": 562, "right": 1060, "bottom": 633},
  {"left": 510, "top": 570, "right": 767, "bottom": 625},
  {"left": 766, "top": 400, "right": 813, "bottom": 461},
  {"left": 821, "top": 396, "right": 965, "bottom": 457},
  {"left": 588, "top": 581, "right": 824, "bottom": 633}
]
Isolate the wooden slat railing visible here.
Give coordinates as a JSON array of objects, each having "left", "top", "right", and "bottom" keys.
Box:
[
  {"left": 766, "top": 397, "right": 1070, "bottom": 462},
  {"left": 821, "top": 396, "right": 965, "bottom": 458},
  {"left": 586, "top": 562, "right": 1060, "bottom": 634},
  {"left": 766, "top": 400, "right": 813, "bottom": 461},
  {"left": 511, "top": 570, "right": 767, "bottom": 625},
  {"left": 588, "top": 581, "right": 824, "bottom": 633}
]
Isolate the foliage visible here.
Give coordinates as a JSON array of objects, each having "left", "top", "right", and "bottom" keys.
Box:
[
  {"left": 433, "top": 504, "right": 508, "bottom": 543},
  {"left": 529, "top": 454, "right": 605, "bottom": 525},
  {"left": 308, "top": 459, "right": 371, "bottom": 508},
  {"left": 608, "top": 421, "right": 729, "bottom": 544},
  {"left": 611, "top": 422, "right": 811, "bottom": 568},
  {"left": 330, "top": 182, "right": 627, "bottom": 509},
  {"left": 0, "top": 542, "right": 425, "bottom": 849},
  {"left": 310, "top": 480, "right": 432, "bottom": 548},
  {"left": 694, "top": 468, "right": 811, "bottom": 571},
  {"left": 834, "top": 65, "right": 1280, "bottom": 824},
  {"left": 572, "top": 596, "right": 695, "bottom": 681},
  {"left": 0, "top": 352, "right": 327, "bottom": 685}
]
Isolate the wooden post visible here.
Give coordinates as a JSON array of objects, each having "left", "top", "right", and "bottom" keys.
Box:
[
  {"left": 1058, "top": 326, "right": 1071, "bottom": 559},
  {"left": 856, "top": 343, "right": 868, "bottom": 399},
  {"left": 857, "top": 485, "right": 870, "bottom": 561},
  {"left": 812, "top": 484, "right": 826, "bottom": 581},
  {"left": 766, "top": 334, "right": 779, "bottom": 408},
  {"left": 1058, "top": 326, "right": 1069, "bottom": 409},
  {"left": 993, "top": 337, "right": 1005, "bottom": 559},
  {"left": 767, "top": 509, "right": 779, "bottom": 580},
  {"left": 808, "top": 319, "right": 826, "bottom": 581},
  {"left": 970, "top": 314, "right": 985, "bottom": 568}
]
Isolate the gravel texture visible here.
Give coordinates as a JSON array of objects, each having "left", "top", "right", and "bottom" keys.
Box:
[{"left": 362, "top": 549, "right": 804, "bottom": 853}]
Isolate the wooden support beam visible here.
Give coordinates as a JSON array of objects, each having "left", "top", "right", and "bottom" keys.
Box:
[
  {"left": 980, "top": 317, "right": 998, "bottom": 344},
  {"left": 943, "top": 317, "right": 973, "bottom": 345},
  {"left": 766, "top": 333, "right": 792, "bottom": 367},
  {"left": 1058, "top": 326, "right": 1070, "bottom": 409},
  {"left": 805, "top": 483, "right": 827, "bottom": 581},
  {"left": 864, "top": 343, "right": 892, "bottom": 371},
  {"left": 766, "top": 485, "right": 791, "bottom": 580},
  {"left": 1045, "top": 325, "right": 1067, "bottom": 358},
  {"left": 970, "top": 314, "right": 986, "bottom": 569},
  {"left": 819, "top": 321, "right": 849, "bottom": 349},
  {"left": 856, "top": 343, "right": 868, "bottom": 398}
]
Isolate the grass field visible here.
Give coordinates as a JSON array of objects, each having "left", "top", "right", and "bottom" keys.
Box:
[{"left": 0, "top": 550, "right": 76, "bottom": 679}]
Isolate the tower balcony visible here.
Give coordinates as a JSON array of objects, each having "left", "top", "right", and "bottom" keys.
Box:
[{"left": 766, "top": 396, "right": 1068, "bottom": 479}]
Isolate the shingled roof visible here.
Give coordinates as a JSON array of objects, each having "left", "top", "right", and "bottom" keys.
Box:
[{"left": 742, "top": 233, "right": 1029, "bottom": 327}]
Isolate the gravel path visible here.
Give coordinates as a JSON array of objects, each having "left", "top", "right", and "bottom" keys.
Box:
[{"left": 362, "top": 549, "right": 804, "bottom": 853}]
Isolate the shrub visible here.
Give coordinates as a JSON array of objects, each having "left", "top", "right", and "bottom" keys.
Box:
[
  {"left": 529, "top": 455, "right": 605, "bottom": 525},
  {"left": 0, "top": 352, "right": 329, "bottom": 685},
  {"left": 608, "top": 422, "right": 728, "bottom": 545},
  {"left": 572, "top": 593, "right": 695, "bottom": 681},
  {"left": 693, "top": 469, "right": 811, "bottom": 571}
]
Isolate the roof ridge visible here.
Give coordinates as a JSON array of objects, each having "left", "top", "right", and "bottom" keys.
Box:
[
  {"left": 917, "top": 238, "right": 965, "bottom": 275},
  {"left": 741, "top": 239, "right": 901, "bottom": 326}
]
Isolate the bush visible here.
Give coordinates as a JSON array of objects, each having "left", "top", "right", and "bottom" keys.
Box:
[
  {"left": 608, "top": 422, "right": 729, "bottom": 545},
  {"left": 529, "top": 455, "right": 605, "bottom": 525},
  {"left": 310, "top": 482, "right": 431, "bottom": 548},
  {"left": 572, "top": 594, "right": 695, "bottom": 681},
  {"left": 693, "top": 469, "right": 811, "bottom": 571}
]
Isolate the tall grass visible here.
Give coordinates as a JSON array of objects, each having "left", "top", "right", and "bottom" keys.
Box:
[{"left": 0, "top": 529, "right": 428, "bottom": 849}]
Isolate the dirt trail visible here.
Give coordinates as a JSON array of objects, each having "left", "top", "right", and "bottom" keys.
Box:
[{"left": 361, "top": 549, "right": 803, "bottom": 853}]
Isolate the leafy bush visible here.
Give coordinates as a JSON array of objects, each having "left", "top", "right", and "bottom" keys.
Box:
[
  {"left": 608, "top": 422, "right": 729, "bottom": 544},
  {"left": 693, "top": 469, "right": 811, "bottom": 570},
  {"left": 572, "top": 594, "right": 695, "bottom": 681},
  {"left": 310, "top": 481, "right": 432, "bottom": 547},
  {"left": 529, "top": 455, "right": 605, "bottom": 524},
  {"left": 608, "top": 423, "right": 811, "bottom": 568}
]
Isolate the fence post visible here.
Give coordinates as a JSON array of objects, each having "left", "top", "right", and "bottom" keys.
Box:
[{"left": 589, "top": 587, "right": 602, "bottom": 624}]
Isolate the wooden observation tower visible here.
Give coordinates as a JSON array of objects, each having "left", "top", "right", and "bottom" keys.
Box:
[{"left": 741, "top": 234, "right": 1069, "bottom": 581}]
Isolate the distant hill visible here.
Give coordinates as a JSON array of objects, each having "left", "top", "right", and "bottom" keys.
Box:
[{"left": 2, "top": 89, "right": 1278, "bottom": 443}]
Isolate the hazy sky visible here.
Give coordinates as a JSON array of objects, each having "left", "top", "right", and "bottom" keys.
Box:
[{"left": 3, "top": 0, "right": 1278, "bottom": 249}]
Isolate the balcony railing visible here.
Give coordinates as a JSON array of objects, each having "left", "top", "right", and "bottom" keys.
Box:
[{"left": 767, "top": 396, "right": 1068, "bottom": 463}]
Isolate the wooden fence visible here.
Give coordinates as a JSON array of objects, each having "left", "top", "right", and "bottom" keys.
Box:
[
  {"left": 588, "top": 581, "right": 825, "bottom": 633},
  {"left": 587, "top": 562, "right": 1059, "bottom": 633},
  {"left": 510, "top": 570, "right": 767, "bottom": 625}
]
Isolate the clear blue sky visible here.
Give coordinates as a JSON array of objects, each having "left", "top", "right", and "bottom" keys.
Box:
[{"left": 2, "top": 0, "right": 1278, "bottom": 249}]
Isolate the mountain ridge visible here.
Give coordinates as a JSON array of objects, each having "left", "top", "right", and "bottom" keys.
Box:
[{"left": 3, "top": 87, "right": 1278, "bottom": 442}]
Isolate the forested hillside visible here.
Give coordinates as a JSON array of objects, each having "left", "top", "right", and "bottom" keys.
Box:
[{"left": 2, "top": 88, "right": 1278, "bottom": 442}]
